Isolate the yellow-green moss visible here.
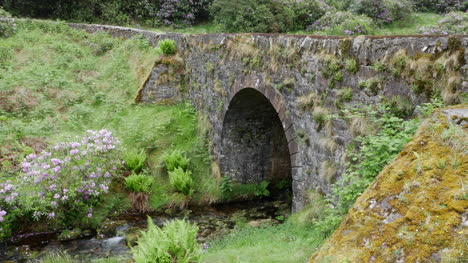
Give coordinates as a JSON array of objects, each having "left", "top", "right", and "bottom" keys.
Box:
[{"left": 311, "top": 107, "right": 468, "bottom": 263}]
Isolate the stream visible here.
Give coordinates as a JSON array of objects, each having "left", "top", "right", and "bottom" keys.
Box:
[{"left": 0, "top": 200, "right": 290, "bottom": 262}]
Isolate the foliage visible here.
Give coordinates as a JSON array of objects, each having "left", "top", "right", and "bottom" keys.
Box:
[
  {"left": 350, "top": 0, "right": 413, "bottom": 24},
  {"left": 220, "top": 176, "right": 233, "bottom": 194},
  {"left": 210, "top": 0, "right": 295, "bottom": 33},
  {"left": 333, "top": 105, "right": 419, "bottom": 213},
  {"left": 123, "top": 149, "right": 147, "bottom": 173},
  {"left": 418, "top": 11, "right": 467, "bottom": 34},
  {"left": 308, "top": 11, "right": 375, "bottom": 35},
  {"left": 132, "top": 217, "right": 201, "bottom": 263},
  {"left": 125, "top": 172, "right": 155, "bottom": 193},
  {"left": 163, "top": 149, "right": 189, "bottom": 172},
  {"left": 0, "top": 7, "right": 16, "bottom": 38},
  {"left": 0, "top": 130, "right": 121, "bottom": 237},
  {"left": 155, "top": 0, "right": 212, "bottom": 26},
  {"left": 325, "top": 0, "right": 353, "bottom": 10},
  {"left": 413, "top": 0, "right": 467, "bottom": 13},
  {"left": 169, "top": 167, "right": 194, "bottom": 196},
  {"left": 415, "top": 97, "right": 444, "bottom": 118},
  {"left": 158, "top": 39, "right": 177, "bottom": 55},
  {"left": 287, "top": 0, "right": 330, "bottom": 30}
]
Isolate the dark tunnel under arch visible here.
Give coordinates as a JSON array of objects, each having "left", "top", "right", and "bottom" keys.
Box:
[{"left": 220, "top": 88, "right": 292, "bottom": 198}]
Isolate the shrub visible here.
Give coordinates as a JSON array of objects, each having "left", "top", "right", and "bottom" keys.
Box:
[
  {"left": 325, "top": 0, "right": 353, "bottom": 10},
  {"left": 169, "top": 167, "right": 194, "bottom": 196},
  {"left": 210, "top": 0, "right": 295, "bottom": 33},
  {"left": 308, "top": 11, "right": 375, "bottom": 35},
  {"left": 158, "top": 39, "right": 177, "bottom": 56},
  {"left": 125, "top": 172, "right": 155, "bottom": 193},
  {"left": 419, "top": 12, "right": 467, "bottom": 35},
  {"left": 0, "top": 130, "right": 121, "bottom": 237},
  {"left": 350, "top": 0, "right": 413, "bottom": 24},
  {"left": 123, "top": 149, "right": 147, "bottom": 173},
  {"left": 288, "top": 0, "right": 330, "bottom": 30},
  {"left": 414, "top": 0, "right": 467, "bottom": 13},
  {"left": 163, "top": 149, "right": 189, "bottom": 171},
  {"left": 132, "top": 218, "right": 201, "bottom": 263},
  {"left": 0, "top": 7, "right": 16, "bottom": 38}
]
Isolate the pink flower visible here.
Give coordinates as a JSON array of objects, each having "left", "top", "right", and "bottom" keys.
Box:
[
  {"left": 0, "top": 210, "right": 6, "bottom": 222},
  {"left": 87, "top": 213, "right": 92, "bottom": 218},
  {"left": 48, "top": 212, "right": 55, "bottom": 219}
]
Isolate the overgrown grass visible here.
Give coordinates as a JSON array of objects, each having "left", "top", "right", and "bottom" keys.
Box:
[{"left": 202, "top": 221, "right": 325, "bottom": 263}]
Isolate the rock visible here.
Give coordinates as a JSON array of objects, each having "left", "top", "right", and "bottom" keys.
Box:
[
  {"left": 125, "top": 227, "right": 142, "bottom": 247},
  {"left": 247, "top": 218, "right": 278, "bottom": 227},
  {"left": 97, "top": 219, "right": 127, "bottom": 238},
  {"left": 57, "top": 228, "right": 82, "bottom": 241}
]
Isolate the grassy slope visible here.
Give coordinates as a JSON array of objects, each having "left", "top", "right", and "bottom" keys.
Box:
[
  {"left": 311, "top": 109, "right": 467, "bottom": 262},
  {"left": 0, "top": 21, "right": 217, "bottom": 220}
]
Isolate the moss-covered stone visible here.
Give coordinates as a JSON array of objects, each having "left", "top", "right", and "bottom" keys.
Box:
[{"left": 311, "top": 107, "right": 468, "bottom": 263}]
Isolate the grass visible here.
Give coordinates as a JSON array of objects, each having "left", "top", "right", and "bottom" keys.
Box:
[
  {"left": 374, "top": 13, "right": 444, "bottom": 35},
  {"left": 201, "top": 221, "right": 325, "bottom": 263}
]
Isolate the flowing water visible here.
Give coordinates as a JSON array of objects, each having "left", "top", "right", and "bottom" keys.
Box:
[{"left": 0, "top": 200, "right": 290, "bottom": 262}]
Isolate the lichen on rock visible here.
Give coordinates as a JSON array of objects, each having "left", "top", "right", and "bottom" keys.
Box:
[{"left": 311, "top": 106, "right": 468, "bottom": 263}]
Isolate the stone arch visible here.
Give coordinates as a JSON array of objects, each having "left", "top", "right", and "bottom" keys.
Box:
[{"left": 219, "top": 83, "right": 300, "bottom": 199}]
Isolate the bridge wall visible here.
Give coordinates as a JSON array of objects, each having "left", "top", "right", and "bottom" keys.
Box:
[{"left": 70, "top": 24, "right": 468, "bottom": 211}]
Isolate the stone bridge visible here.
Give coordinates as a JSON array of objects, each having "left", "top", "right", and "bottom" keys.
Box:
[{"left": 71, "top": 24, "right": 468, "bottom": 211}]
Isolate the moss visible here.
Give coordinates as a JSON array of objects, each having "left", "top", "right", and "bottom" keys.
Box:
[
  {"left": 311, "top": 109, "right": 468, "bottom": 262},
  {"left": 447, "top": 36, "right": 462, "bottom": 53}
]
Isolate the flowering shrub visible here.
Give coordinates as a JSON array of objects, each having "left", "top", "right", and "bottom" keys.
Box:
[
  {"left": 0, "top": 7, "right": 16, "bottom": 38},
  {"left": 155, "top": 0, "right": 212, "bottom": 26},
  {"left": 350, "top": 0, "right": 413, "bottom": 24},
  {"left": 308, "top": 11, "right": 375, "bottom": 35},
  {"left": 419, "top": 12, "right": 467, "bottom": 34},
  {"left": 0, "top": 130, "right": 122, "bottom": 238},
  {"left": 414, "top": 0, "right": 467, "bottom": 13}
]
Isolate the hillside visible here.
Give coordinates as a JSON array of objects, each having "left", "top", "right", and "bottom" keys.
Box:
[{"left": 311, "top": 108, "right": 467, "bottom": 262}]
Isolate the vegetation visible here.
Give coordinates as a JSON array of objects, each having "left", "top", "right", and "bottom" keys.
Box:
[
  {"left": 163, "top": 149, "right": 189, "bottom": 172},
  {"left": 1, "top": 0, "right": 466, "bottom": 34},
  {"left": 132, "top": 218, "right": 201, "bottom": 263},
  {"left": 158, "top": 39, "right": 177, "bottom": 56},
  {"left": 0, "top": 20, "right": 218, "bottom": 239},
  {"left": 169, "top": 167, "right": 194, "bottom": 196},
  {"left": 125, "top": 172, "right": 155, "bottom": 193},
  {"left": 312, "top": 110, "right": 467, "bottom": 262}
]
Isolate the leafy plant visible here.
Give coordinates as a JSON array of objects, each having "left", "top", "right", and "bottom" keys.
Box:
[
  {"left": 333, "top": 105, "right": 419, "bottom": 213},
  {"left": 169, "top": 167, "right": 194, "bottom": 196},
  {"left": 163, "top": 149, "right": 189, "bottom": 172},
  {"left": 210, "top": 0, "right": 295, "bottom": 33},
  {"left": 132, "top": 217, "right": 201, "bottom": 263},
  {"left": 125, "top": 172, "right": 155, "bottom": 193},
  {"left": 158, "top": 39, "right": 177, "bottom": 56},
  {"left": 123, "top": 149, "right": 147, "bottom": 173},
  {"left": 350, "top": 0, "right": 413, "bottom": 25},
  {"left": 0, "top": 7, "right": 16, "bottom": 38},
  {"left": 254, "top": 181, "right": 270, "bottom": 197},
  {"left": 345, "top": 58, "right": 359, "bottom": 73},
  {"left": 220, "top": 176, "right": 233, "bottom": 194}
]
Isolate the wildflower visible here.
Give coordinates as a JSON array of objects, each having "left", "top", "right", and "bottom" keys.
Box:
[
  {"left": 0, "top": 210, "right": 6, "bottom": 222},
  {"left": 48, "top": 212, "right": 55, "bottom": 219}
]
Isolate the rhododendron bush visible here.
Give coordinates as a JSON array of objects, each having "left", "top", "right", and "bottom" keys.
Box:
[{"left": 0, "top": 130, "right": 122, "bottom": 238}]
